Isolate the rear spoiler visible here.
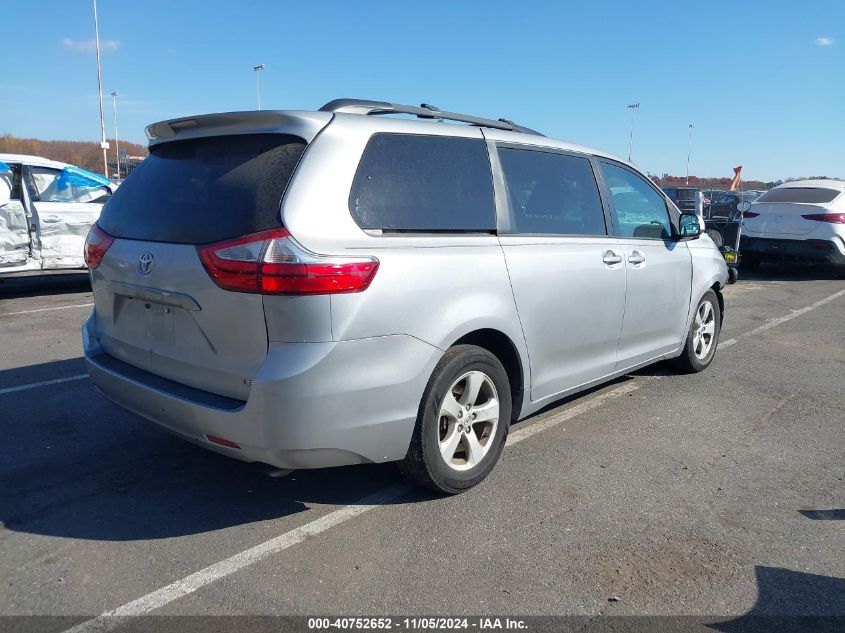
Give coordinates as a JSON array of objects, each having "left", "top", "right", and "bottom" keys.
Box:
[{"left": 145, "top": 111, "right": 333, "bottom": 147}]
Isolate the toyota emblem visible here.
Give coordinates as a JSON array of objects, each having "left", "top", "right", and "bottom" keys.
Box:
[{"left": 138, "top": 252, "right": 154, "bottom": 275}]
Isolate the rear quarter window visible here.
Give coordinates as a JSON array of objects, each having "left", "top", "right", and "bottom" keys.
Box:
[
  {"left": 349, "top": 133, "right": 495, "bottom": 232},
  {"left": 98, "top": 134, "right": 306, "bottom": 244},
  {"left": 757, "top": 187, "right": 841, "bottom": 204}
]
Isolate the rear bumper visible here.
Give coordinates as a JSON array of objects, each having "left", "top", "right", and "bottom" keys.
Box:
[
  {"left": 83, "top": 314, "right": 441, "bottom": 469},
  {"left": 740, "top": 237, "right": 845, "bottom": 265}
]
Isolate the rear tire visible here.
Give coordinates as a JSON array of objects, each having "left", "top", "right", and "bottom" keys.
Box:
[
  {"left": 727, "top": 267, "right": 739, "bottom": 284},
  {"left": 399, "top": 345, "right": 511, "bottom": 494},
  {"left": 671, "top": 290, "right": 721, "bottom": 373}
]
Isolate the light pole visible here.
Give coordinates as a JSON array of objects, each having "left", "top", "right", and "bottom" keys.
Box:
[
  {"left": 111, "top": 91, "right": 120, "bottom": 179},
  {"left": 253, "top": 64, "right": 265, "bottom": 110},
  {"left": 686, "top": 124, "right": 694, "bottom": 185},
  {"left": 626, "top": 103, "right": 639, "bottom": 163},
  {"left": 92, "top": 0, "right": 109, "bottom": 177}
]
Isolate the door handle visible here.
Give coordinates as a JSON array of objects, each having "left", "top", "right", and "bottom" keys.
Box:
[
  {"left": 628, "top": 250, "right": 646, "bottom": 265},
  {"left": 602, "top": 250, "right": 623, "bottom": 265}
]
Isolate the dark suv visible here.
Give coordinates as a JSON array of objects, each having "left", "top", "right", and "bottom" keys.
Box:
[{"left": 663, "top": 187, "right": 705, "bottom": 216}]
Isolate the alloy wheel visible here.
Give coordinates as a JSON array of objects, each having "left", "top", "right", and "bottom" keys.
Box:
[
  {"left": 437, "top": 371, "right": 500, "bottom": 471},
  {"left": 692, "top": 300, "right": 716, "bottom": 360}
]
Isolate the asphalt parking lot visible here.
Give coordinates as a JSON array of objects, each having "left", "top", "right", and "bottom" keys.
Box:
[{"left": 1, "top": 267, "right": 843, "bottom": 630}]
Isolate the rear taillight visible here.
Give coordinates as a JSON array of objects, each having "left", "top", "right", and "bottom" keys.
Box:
[
  {"left": 801, "top": 212, "right": 845, "bottom": 224},
  {"left": 84, "top": 223, "right": 114, "bottom": 269},
  {"left": 206, "top": 435, "right": 241, "bottom": 449},
  {"left": 197, "top": 228, "right": 379, "bottom": 295}
]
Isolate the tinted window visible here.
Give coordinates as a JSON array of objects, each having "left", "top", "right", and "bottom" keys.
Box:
[
  {"left": 757, "top": 187, "right": 841, "bottom": 204},
  {"left": 498, "top": 148, "right": 606, "bottom": 235},
  {"left": 600, "top": 162, "right": 672, "bottom": 239},
  {"left": 349, "top": 134, "right": 494, "bottom": 232},
  {"left": 98, "top": 134, "right": 305, "bottom": 244}
]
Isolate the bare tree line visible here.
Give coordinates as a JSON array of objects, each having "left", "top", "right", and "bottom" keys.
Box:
[{"left": 0, "top": 134, "right": 147, "bottom": 173}]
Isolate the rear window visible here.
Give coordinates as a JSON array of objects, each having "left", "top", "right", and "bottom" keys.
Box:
[
  {"left": 757, "top": 187, "right": 841, "bottom": 204},
  {"left": 349, "top": 133, "right": 495, "bottom": 232},
  {"left": 98, "top": 134, "right": 305, "bottom": 244}
]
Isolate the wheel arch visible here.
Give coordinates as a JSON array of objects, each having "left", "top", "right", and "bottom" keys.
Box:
[
  {"left": 451, "top": 328, "right": 526, "bottom": 421},
  {"left": 711, "top": 282, "right": 724, "bottom": 317}
]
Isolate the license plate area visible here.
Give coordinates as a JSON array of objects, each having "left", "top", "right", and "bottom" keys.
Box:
[{"left": 112, "top": 295, "right": 177, "bottom": 354}]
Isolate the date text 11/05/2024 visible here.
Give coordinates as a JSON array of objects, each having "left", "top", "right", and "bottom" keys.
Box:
[{"left": 307, "top": 618, "right": 528, "bottom": 630}]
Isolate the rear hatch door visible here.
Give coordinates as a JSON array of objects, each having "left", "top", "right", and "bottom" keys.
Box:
[
  {"left": 92, "top": 131, "right": 311, "bottom": 400},
  {"left": 746, "top": 187, "right": 843, "bottom": 236},
  {"left": 749, "top": 203, "right": 822, "bottom": 235}
]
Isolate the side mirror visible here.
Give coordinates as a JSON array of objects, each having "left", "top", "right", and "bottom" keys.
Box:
[
  {"left": 678, "top": 213, "right": 701, "bottom": 239},
  {"left": 736, "top": 201, "right": 751, "bottom": 213}
]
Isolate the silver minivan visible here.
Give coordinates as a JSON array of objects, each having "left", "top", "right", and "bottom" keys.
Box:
[{"left": 83, "top": 100, "right": 728, "bottom": 493}]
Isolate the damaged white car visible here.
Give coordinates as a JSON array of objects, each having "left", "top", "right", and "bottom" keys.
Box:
[{"left": 0, "top": 154, "right": 114, "bottom": 275}]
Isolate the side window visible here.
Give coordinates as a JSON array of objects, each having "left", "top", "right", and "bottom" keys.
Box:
[
  {"left": 26, "top": 166, "right": 110, "bottom": 204},
  {"left": 26, "top": 167, "right": 62, "bottom": 201},
  {"left": 0, "top": 163, "right": 23, "bottom": 200},
  {"left": 497, "top": 147, "right": 606, "bottom": 236},
  {"left": 599, "top": 162, "right": 672, "bottom": 239},
  {"left": 349, "top": 134, "right": 495, "bottom": 232}
]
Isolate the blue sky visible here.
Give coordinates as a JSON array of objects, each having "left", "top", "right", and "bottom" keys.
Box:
[{"left": 2, "top": 0, "right": 842, "bottom": 181}]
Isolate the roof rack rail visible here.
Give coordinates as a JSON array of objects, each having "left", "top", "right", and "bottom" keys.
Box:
[{"left": 319, "top": 99, "right": 544, "bottom": 136}]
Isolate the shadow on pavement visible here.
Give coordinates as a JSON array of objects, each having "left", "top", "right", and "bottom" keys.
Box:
[
  {"left": 799, "top": 509, "right": 845, "bottom": 520},
  {"left": 710, "top": 566, "right": 845, "bottom": 632},
  {"left": 0, "top": 357, "right": 87, "bottom": 390},
  {"left": 0, "top": 272, "right": 90, "bottom": 299},
  {"left": 739, "top": 262, "right": 844, "bottom": 282},
  {"left": 0, "top": 358, "right": 425, "bottom": 542}
]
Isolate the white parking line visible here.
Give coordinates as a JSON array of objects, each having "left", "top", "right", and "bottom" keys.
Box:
[
  {"left": 65, "top": 483, "right": 411, "bottom": 633},
  {"left": 738, "top": 287, "right": 845, "bottom": 337},
  {"left": 1, "top": 303, "right": 94, "bottom": 317},
  {"left": 0, "top": 374, "right": 88, "bottom": 396},
  {"left": 65, "top": 379, "right": 643, "bottom": 633},
  {"left": 60, "top": 285, "right": 845, "bottom": 631},
  {"left": 507, "top": 380, "right": 643, "bottom": 446}
]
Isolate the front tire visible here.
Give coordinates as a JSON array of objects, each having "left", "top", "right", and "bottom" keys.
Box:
[
  {"left": 672, "top": 290, "right": 721, "bottom": 373},
  {"left": 399, "top": 345, "right": 511, "bottom": 494}
]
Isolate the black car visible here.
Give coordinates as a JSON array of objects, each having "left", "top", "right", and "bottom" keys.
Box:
[
  {"left": 663, "top": 187, "right": 705, "bottom": 215},
  {"left": 709, "top": 191, "right": 761, "bottom": 220}
]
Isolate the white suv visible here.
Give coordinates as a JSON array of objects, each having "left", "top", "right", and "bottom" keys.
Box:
[
  {"left": 0, "top": 154, "right": 114, "bottom": 275},
  {"left": 740, "top": 179, "right": 845, "bottom": 273}
]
